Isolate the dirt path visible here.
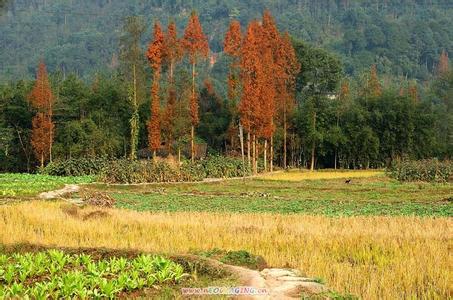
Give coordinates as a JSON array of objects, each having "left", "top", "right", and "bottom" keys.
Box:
[
  {"left": 225, "top": 265, "right": 327, "bottom": 299},
  {"left": 39, "top": 184, "right": 80, "bottom": 200}
]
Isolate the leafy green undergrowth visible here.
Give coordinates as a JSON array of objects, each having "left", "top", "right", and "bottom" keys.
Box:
[
  {"left": 193, "top": 249, "right": 267, "bottom": 270},
  {"left": 0, "top": 174, "right": 94, "bottom": 197},
  {"left": 0, "top": 250, "right": 188, "bottom": 299}
]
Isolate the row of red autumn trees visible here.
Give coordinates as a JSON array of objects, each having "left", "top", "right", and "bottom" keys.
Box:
[
  {"left": 27, "top": 10, "right": 300, "bottom": 173},
  {"left": 146, "top": 10, "right": 299, "bottom": 172}
]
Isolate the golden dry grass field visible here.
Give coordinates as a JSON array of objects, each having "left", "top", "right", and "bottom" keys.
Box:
[{"left": 0, "top": 201, "right": 451, "bottom": 299}]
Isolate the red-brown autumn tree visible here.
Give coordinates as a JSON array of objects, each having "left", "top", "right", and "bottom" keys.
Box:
[
  {"left": 437, "top": 49, "right": 449, "bottom": 76},
  {"left": 259, "top": 10, "right": 280, "bottom": 171},
  {"left": 146, "top": 22, "right": 165, "bottom": 158},
  {"left": 240, "top": 20, "right": 262, "bottom": 171},
  {"left": 31, "top": 113, "right": 54, "bottom": 168},
  {"left": 162, "top": 20, "right": 183, "bottom": 153},
  {"left": 28, "top": 61, "right": 54, "bottom": 167},
  {"left": 368, "top": 64, "right": 382, "bottom": 97},
  {"left": 223, "top": 20, "right": 243, "bottom": 157},
  {"left": 182, "top": 11, "right": 209, "bottom": 161},
  {"left": 408, "top": 85, "right": 418, "bottom": 103},
  {"left": 275, "top": 32, "right": 300, "bottom": 169}
]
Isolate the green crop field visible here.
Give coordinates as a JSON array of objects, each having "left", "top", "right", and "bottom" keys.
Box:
[
  {"left": 83, "top": 175, "right": 452, "bottom": 217},
  {"left": 0, "top": 250, "right": 187, "bottom": 299},
  {"left": 0, "top": 174, "right": 94, "bottom": 197}
]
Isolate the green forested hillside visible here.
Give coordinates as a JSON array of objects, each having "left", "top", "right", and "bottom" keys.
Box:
[{"left": 1, "top": 0, "right": 452, "bottom": 81}]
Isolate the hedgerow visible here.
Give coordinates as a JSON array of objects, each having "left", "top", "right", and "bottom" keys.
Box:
[
  {"left": 98, "top": 156, "right": 251, "bottom": 184},
  {"left": 388, "top": 159, "right": 452, "bottom": 183}
]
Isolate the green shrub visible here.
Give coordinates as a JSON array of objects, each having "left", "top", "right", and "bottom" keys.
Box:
[
  {"left": 202, "top": 156, "right": 251, "bottom": 178},
  {"left": 99, "top": 160, "right": 205, "bottom": 184},
  {"left": 99, "top": 156, "right": 251, "bottom": 184},
  {"left": 41, "top": 157, "right": 109, "bottom": 176},
  {"left": 179, "top": 161, "right": 206, "bottom": 182},
  {"left": 99, "top": 159, "right": 145, "bottom": 184},
  {"left": 388, "top": 159, "right": 452, "bottom": 183}
]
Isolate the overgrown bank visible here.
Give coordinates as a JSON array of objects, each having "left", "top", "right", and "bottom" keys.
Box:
[{"left": 42, "top": 156, "right": 251, "bottom": 184}]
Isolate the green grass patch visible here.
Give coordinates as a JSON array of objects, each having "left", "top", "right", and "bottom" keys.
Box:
[
  {"left": 193, "top": 249, "right": 267, "bottom": 270},
  {"left": 0, "top": 174, "right": 94, "bottom": 197}
]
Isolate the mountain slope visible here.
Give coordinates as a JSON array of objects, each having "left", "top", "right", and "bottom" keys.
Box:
[{"left": 0, "top": 0, "right": 452, "bottom": 81}]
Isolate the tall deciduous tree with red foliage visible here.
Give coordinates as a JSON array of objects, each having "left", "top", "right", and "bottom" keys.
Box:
[
  {"left": 275, "top": 32, "right": 300, "bottom": 169},
  {"left": 28, "top": 61, "right": 54, "bottom": 167},
  {"left": 182, "top": 11, "right": 209, "bottom": 161},
  {"left": 162, "top": 20, "right": 183, "bottom": 153},
  {"left": 237, "top": 10, "right": 300, "bottom": 173},
  {"left": 224, "top": 20, "right": 243, "bottom": 160},
  {"left": 240, "top": 20, "right": 262, "bottom": 170},
  {"left": 146, "top": 22, "right": 165, "bottom": 159}
]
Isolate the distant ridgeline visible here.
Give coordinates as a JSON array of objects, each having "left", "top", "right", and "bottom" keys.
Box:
[{"left": 0, "top": 0, "right": 452, "bottom": 81}]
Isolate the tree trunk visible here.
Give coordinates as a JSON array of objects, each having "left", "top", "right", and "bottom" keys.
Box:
[
  {"left": 283, "top": 111, "right": 287, "bottom": 169},
  {"left": 334, "top": 149, "right": 337, "bottom": 170},
  {"left": 167, "top": 60, "right": 175, "bottom": 155},
  {"left": 247, "top": 131, "right": 251, "bottom": 169},
  {"left": 310, "top": 111, "right": 317, "bottom": 171},
  {"left": 264, "top": 139, "right": 267, "bottom": 172},
  {"left": 191, "top": 125, "right": 195, "bottom": 162},
  {"left": 270, "top": 136, "right": 274, "bottom": 172},
  {"left": 191, "top": 62, "right": 196, "bottom": 162},
  {"left": 49, "top": 113, "right": 53, "bottom": 163},
  {"left": 153, "top": 150, "right": 157, "bottom": 162},
  {"left": 252, "top": 134, "right": 256, "bottom": 174},
  {"left": 40, "top": 153, "right": 44, "bottom": 169},
  {"left": 239, "top": 123, "right": 245, "bottom": 174},
  {"left": 130, "top": 64, "right": 138, "bottom": 160},
  {"left": 178, "top": 147, "right": 181, "bottom": 165},
  {"left": 310, "top": 142, "right": 316, "bottom": 171}
]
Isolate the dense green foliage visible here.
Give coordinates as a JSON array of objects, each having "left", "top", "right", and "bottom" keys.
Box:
[
  {"left": 293, "top": 39, "right": 452, "bottom": 168},
  {"left": 389, "top": 159, "right": 452, "bottom": 182},
  {"left": 0, "top": 250, "right": 186, "bottom": 299},
  {"left": 0, "top": 173, "right": 94, "bottom": 197},
  {"left": 1, "top": 1, "right": 452, "bottom": 81}
]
